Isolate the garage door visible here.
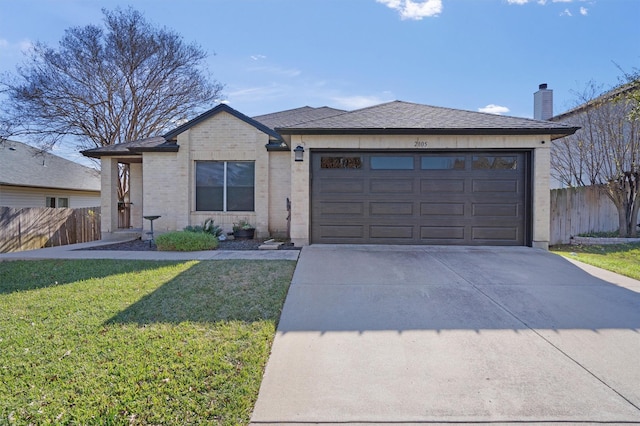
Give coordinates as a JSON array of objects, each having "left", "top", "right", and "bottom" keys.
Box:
[{"left": 311, "top": 151, "right": 529, "bottom": 245}]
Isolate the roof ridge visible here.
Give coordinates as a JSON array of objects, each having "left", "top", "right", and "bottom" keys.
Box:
[{"left": 252, "top": 106, "right": 316, "bottom": 119}]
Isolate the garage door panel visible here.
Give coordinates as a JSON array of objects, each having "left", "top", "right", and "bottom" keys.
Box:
[
  {"left": 472, "top": 226, "right": 519, "bottom": 241},
  {"left": 319, "top": 179, "right": 365, "bottom": 193},
  {"left": 370, "top": 179, "right": 414, "bottom": 193},
  {"left": 312, "top": 151, "right": 528, "bottom": 246},
  {"left": 421, "top": 226, "right": 465, "bottom": 240},
  {"left": 370, "top": 202, "right": 414, "bottom": 216},
  {"left": 421, "top": 203, "right": 465, "bottom": 216},
  {"left": 472, "top": 179, "right": 518, "bottom": 193},
  {"left": 320, "top": 202, "right": 365, "bottom": 215},
  {"left": 318, "top": 225, "right": 364, "bottom": 239},
  {"left": 472, "top": 203, "right": 519, "bottom": 217},
  {"left": 370, "top": 225, "right": 415, "bottom": 239},
  {"left": 421, "top": 179, "right": 465, "bottom": 193}
]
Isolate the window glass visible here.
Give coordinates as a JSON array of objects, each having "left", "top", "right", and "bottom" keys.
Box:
[
  {"left": 370, "top": 156, "right": 414, "bottom": 170},
  {"left": 58, "top": 198, "right": 69, "bottom": 208},
  {"left": 472, "top": 156, "right": 517, "bottom": 170},
  {"left": 46, "top": 197, "right": 55, "bottom": 208},
  {"left": 227, "top": 162, "right": 255, "bottom": 211},
  {"left": 421, "top": 156, "right": 465, "bottom": 170},
  {"left": 320, "top": 157, "right": 362, "bottom": 169},
  {"left": 196, "top": 162, "right": 224, "bottom": 211},
  {"left": 195, "top": 161, "right": 254, "bottom": 211}
]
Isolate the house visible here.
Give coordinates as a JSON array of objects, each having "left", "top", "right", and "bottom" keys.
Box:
[
  {"left": 0, "top": 139, "right": 100, "bottom": 208},
  {"left": 82, "top": 99, "right": 578, "bottom": 249}
]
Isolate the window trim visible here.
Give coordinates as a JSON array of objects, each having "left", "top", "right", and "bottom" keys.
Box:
[{"left": 195, "top": 160, "right": 255, "bottom": 212}]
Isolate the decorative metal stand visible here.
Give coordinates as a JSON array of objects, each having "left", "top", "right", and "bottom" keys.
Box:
[{"left": 143, "top": 215, "right": 161, "bottom": 246}]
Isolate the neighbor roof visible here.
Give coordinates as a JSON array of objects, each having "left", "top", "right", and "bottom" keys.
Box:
[
  {"left": 551, "top": 80, "right": 640, "bottom": 122},
  {"left": 277, "top": 101, "right": 579, "bottom": 140},
  {"left": 0, "top": 140, "right": 100, "bottom": 191}
]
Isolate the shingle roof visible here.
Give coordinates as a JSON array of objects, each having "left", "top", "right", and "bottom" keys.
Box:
[
  {"left": 1, "top": 140, "right": 100, "bottom": 191},
  {"left": 82, "top": 100, "right": 580, "bottom": 159},
  {"left": 253, "top": 106, "right": 346, "bottom": 129},
  {"left": 81, "top": 136, "right": 171, "bottom": 158},
  {"left": 163, "top": 103, "right": 282, "bottom": 141},
  {"left": 278, "top": 101, "right": 579, "bottom": 140},
  {"left": 82, "top": 104, "right": 285, "bottom": 158},
  {"left": 551, "top": 80, "right": 640, "bottom": 121}
]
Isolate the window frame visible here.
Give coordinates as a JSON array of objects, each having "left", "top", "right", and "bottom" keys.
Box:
[
  {"left": 45, "top": 197, "right": 69, "bottom": 208},
  {"left": 195, "top": 160, "right": 255, "bottom": 212}
]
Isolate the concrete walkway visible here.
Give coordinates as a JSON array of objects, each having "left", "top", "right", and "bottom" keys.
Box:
[
  {"left": 251, "top": 245, "right": 640, "bottom": 424},
  {"left": 0, "top": 240, "right": 300, "bottom": 261}
]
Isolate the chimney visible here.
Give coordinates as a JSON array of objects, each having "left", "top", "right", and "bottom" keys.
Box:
[{"left": 534, "top": 83, "right": 553, "bottom": 120}]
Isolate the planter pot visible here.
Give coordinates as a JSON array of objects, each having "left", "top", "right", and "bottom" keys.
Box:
[{"left": 233, "top": 228, "right": 255, "bottom": 240}]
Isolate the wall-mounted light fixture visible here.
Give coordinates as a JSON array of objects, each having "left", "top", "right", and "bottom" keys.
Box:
[{"left": 294, "top": 145, "right": 305, "bottom": 162}]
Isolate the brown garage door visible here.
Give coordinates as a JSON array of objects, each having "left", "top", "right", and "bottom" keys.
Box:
[{"left": 311, "top": 151, "right": 530, "bottom": 245}]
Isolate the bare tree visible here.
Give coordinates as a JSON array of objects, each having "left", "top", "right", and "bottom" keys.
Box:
[
  {"left": 551, "top": 79, "right": 640, "bottom": 237},
  {"left": 0, "top": 7, "right": 223, "bottom": 199}
]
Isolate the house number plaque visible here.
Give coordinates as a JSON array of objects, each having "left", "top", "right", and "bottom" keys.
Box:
[{"left": 414, "top": 139, "right": 428, "bottom": 148}]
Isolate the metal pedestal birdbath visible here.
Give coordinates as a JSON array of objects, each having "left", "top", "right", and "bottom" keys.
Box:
[{"left": 143, "top": 215, "right": 161, "bottom": 245}]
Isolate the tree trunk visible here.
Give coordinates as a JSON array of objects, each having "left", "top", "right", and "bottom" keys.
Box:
[{"left": 607, "top": 173, "right": 640, "bottom": 237}]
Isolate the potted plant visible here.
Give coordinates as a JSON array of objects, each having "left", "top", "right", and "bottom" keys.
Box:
[{"left": 232, "top": 219, "right": 255, "bottom": 240}]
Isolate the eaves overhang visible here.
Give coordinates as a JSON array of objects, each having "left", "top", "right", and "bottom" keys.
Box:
[
  {"left": 276, "top": 126, "right": 581, "bottom": 140},
  {"left": 127, "top": 142, "right": 180, "bottom": 153}
]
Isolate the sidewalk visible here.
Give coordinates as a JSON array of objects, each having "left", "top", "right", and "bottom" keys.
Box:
[{"left": 0, "top": 240, "right": 300, "bottom": 261}]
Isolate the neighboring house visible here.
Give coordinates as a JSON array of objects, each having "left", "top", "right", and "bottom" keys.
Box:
[
  {"left": 0, "top": 139, "right": 101, "bottom": 208},
  {"left": 548, "top": 81, "right": 638, "bottom": 189},
  {"left": 82, "top": 100, "right": 577, "bottom": 249}
]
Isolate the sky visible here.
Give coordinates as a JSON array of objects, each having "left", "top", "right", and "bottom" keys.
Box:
[{"left": 0, "top": 0, "right": 638, "bottom": 163}]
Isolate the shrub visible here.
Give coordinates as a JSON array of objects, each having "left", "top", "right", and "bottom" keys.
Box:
[
  {"left": 184, "top": 218, "right": 222, "bottom": 237},
  {"left": 155, "top": 231, "right": 219, "bottom": 251}
]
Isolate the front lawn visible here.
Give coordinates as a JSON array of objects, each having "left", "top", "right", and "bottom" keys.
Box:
[
  {"left": 551, "top": 242, "right": 640, "bottom": 281},
  {"left": 0, "top": 259, "right": 295, "bottom": 425}
]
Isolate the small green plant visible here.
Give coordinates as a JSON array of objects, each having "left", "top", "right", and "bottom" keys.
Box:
[
  {"left": 233, "top": 219, "right": 254, "bottom": 232},
  {"left": 155, "top": 231, "right": 219, "bottom": 251},
  {"left": 184, "top": 218, "right": 222, "bottom": 237}
]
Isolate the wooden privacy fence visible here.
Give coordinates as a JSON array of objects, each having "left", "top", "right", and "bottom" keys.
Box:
[
  {"left": 550, "top": 186, "right": 618, "bottom": 245},
  {"left": 0, "top": 207, "right": 101, "bottom": 253}
]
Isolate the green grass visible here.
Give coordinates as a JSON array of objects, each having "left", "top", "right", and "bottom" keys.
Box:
[
  {"left": 551, "top": 242, "right": 640, "bottom": 281},
  {"left": 576, "top": 230, "right": 621, "bottom": 238},
  {"left": 155, "top": 231, "right": 219, "bottom": 251},
  {"left": 0, "top": 259, "right": 296, "bottom": 425}
]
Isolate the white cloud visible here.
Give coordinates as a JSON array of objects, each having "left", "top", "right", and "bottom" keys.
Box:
[
  {"left": 478, "top": 104, "right": 510, "bottom": 115},
  {"left": 580, "top": 6, "right": 588, "bottom": 15},
  {"left": 377, "top": 0, "right": 442, "bottom": 20},
  {"left": 507, "top": 0, "right": 529, "bottom": 4},
  {"left": 0, "top": 39, "right": 9, "bottom": 48},
  {"left": 250, "top": 54, "right": 266, "bottom": 61},
  {"left": 331, "top": 95, "right": 392, "bottom": 110},
  {"left": 560, "top": 8, "right": 572, "bottom": 16}
]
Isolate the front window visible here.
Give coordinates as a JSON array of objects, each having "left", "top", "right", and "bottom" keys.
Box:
[
  {"left": 196, "top": 161, "right": 255, "bottom": 211},
  {"left": 45, "top": 197, "right": 69, "bottom": 208}
]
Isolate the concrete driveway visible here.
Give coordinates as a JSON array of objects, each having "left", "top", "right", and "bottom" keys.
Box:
[{"left": 251, "top": 245, "right": 640, "bottom": 424}]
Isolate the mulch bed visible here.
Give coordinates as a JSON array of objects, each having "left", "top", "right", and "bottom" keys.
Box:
[{"left": 79, "top": 238, "right": 297, "bottom": 251}]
